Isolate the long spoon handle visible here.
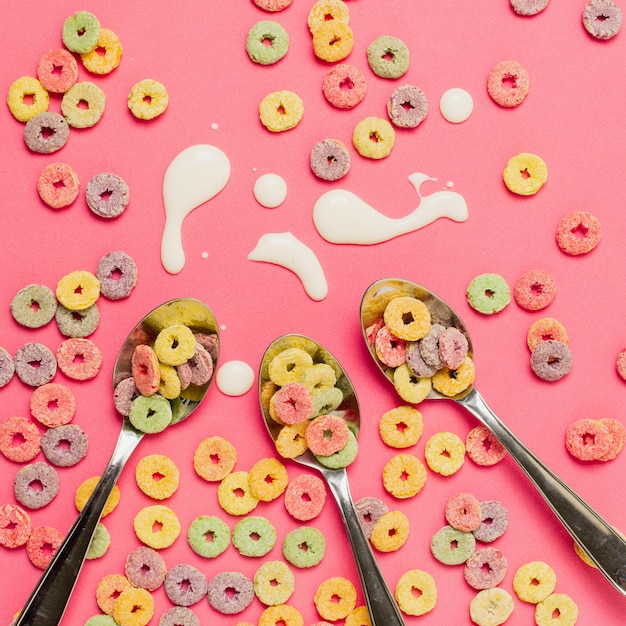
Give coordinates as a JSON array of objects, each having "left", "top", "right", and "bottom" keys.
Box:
[
  {"left": 324, "top": 468, "right": 406, "bottom": 626},
  {"left": 15, "top": 423, "right": 143, "bottom": 626},
  {"left": 461, "top": 387, "right": 626, "bottom": 595}
]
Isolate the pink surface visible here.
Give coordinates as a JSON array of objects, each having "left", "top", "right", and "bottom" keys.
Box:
[{"left": 2, "top": 1, "right": 626, "bottom": 624}]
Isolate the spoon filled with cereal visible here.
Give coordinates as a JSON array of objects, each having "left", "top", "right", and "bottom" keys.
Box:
[
  {"left": 16, "top": 298, "right": 219, "bottom": 626},
  {"left": 259, "top": 334, "right": 406, "bottom": 626},
  {"left": 360, "top": 277, "right": 626, "bottom": 596}
]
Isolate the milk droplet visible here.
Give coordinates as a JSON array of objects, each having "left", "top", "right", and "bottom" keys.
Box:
[
  {"left": 210, "top": 122, "right": 219, "bottom": 130},
  {"left": 216, "top": 360, "right": 255, "bottom": 396},
  {"left": 201, "top": 251, "right": 209, "bottom": 259},
  {"left": 439, "top": 88, "right": 474, "bottom": 123},
  {"left": 254, "top": 173, "right": 287, "bottom": 208},
  {"left": 248, "top": 231, "right": 328, "bottom": 300}
]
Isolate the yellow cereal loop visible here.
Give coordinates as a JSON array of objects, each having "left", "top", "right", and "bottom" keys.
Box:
[
  {"left": 258, "top": 604, "right": 304, "bottom": 626},
  {"left": 384, "top": 296, "right": 431, "bottom": 341},
  {"left": 113, "top": 587, "right": 154, "bottom": 626},
  {"left": 254, "top": 560, "right": 295, "bottom": 606},
  {"left": 259, "top": 90, "right": 304, "bottom": 132},
  {"left": 128, "top": 79, "right": 169, "bottom": 120},
  {"left": 379, "top": 405, "right": 423, "bottom": 448},
  {"left": 512, "top": 561, "right": 556, "bottom": 604},
  {"left": 268, "top": 348, "right": 313, "bottom": 385},
  {"left": 80, "top": 28, "right": 123, "bottom": 75},
  {"left": 382, "top": 453, "right": 427, "bottom": 498},
  {"left": 353, "top": 116, "right": 395, "bottom": 159},
  {"left": 158, "top": 363, "right": 182, "bottom": 399},
  {"left": 345, "top": 605, "right": 372, "bottom": 626},
  {"left": 503, "top": 152, "right": 548, "bottom": 196},
  {"left": 75, "top": 476, "right": 120, "bottom": 517},
  {"left": 7, "top": 76, "right": 49, "bottom": 122},
  {"left": 56, "top": 270, "right": 100, "bottom": 311},
  {"left": 469, "top": 587, "right": 514, "bottom": 626},
  {"left": 393, "top": 363, "right": 432, "bottom": 404},
  {"left": 370, "top": 510, "right": 409, "bottom": 552},
  {"left": 314, "top": 577, "right": 357, "bottom": 621},
  {"left": 535, "top": 593, "right": 578, "bottom": 626},
  {"left": 135, "top": 454, "right": 179, "bottom": 500},
  {"left": 312, "top": 20, "right": 354, "bottom": 62},
  {"left": 133, "top": 504, "right": 180, "bottom": 549},
  {"left": 301, "top": 363, "right": 336, "bottom": 394},
  {"left": 395, "top": 569, "right": 437, "bottom": 616},
  {"left": 424, "top": 432, "right": 465, "bottom": 476},
  {"left": 308, "top": 0, "right": 350, "bottom": 33},
  {"left": 218, "top": 471, "right": 259, "bottom": 515},
  {"left": 248, "top": 457, "right": 288, "bottom": 501},
  {"left": 275, "top": 422, "right": 309, "bottom": 458},
  {"left": 153, "top": 324, "right": 196, "bottom": 366},
  {"left": 432, "top": 356, "right": 475, "bottom": 397}
]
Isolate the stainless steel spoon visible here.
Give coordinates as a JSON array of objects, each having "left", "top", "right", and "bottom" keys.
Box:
[
  {"left": 259, "top": 334, "right": 405, "bottom": 626},
  {"left": 361, "top": 277, "right": 626, "bottom": 596},
  {"left": 16, "top": 298, "right": 219, "bottom": 626}
]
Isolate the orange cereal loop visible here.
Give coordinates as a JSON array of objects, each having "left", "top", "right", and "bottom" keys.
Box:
[
  {"left": 217, "top": 471, "right": 259, "bottom": 516},
  {"left": 379, "top": 405, "right": 423, "bottom": 448},
  {"left": 56, "top": 270, "right": 100, "bottom": 311},
  {"left": 193, "top": 436, "right": 237, "bottom": 481},
  {"left": 135, "top": 454, "right": 179, "bottom": 500},
  {"left": 75, "top": 476, "right": 120, "bottom": 517},
  {"left": 312, "top": 20, "right": 354, "bottom": 62},
  {"left": 275, "top": 421, "right": 309, "bottom": 458},
  {"left": 96, "top": 573, "right": 132, "bottom": 615},
  {"left": 345, "top": 605, "right": 372, "bottom": 626},
  {"left": 382, "top": 453, "right": 427, "bottom": 498},
  {"left": 113, "top": 587, "right": 154, "bottom": 626},
  {"left": 308, "top": 0, "right": 350, "bottom": 32},
  {"left": 384, "top": 296, "right": 431, "bottom": 341},
  {"left": 431, "top": 356, "right": 475, "bottom": 397},
  {"left": 314, "top": 577, "right": 357, "bottom": 621},
  {"left": 258, "top": 604, "right": 304, "bottom": 626},
  {"left": 527, "top": 317, "right": 569, "bottom": 352},
  {"left": 81, "top": 28, "right": 123, "bottom": 75},
  {"left": 424, "top": 431, "right": 465, "bottom": 476},
  {"left": 370, "top": 510, "right": 410, "bottom": 552},
  {"left": 248, "top": 457, "right": 288, "bottom": 501}
]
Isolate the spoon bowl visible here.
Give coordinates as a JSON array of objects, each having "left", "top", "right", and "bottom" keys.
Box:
[
  {"left": 17, "top": 298, "right": 219, "bottom": 626},
  {"left": 361, "top": 278, "right": 626, "bottom": 596},
  {"left": 259, "top": 334, "right": 405, "bottom": 626}
]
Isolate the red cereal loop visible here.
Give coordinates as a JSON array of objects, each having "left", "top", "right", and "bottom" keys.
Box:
[
  {"left": 487, "top": 60, "right": 530, "bottom": 107},
  {"left": 253, "top": 0, "right": 294, "bottom": 10},
  {"left": 37, "top": 49, "right": 79, "bottom": 93},
  {"left": 597, "top": 418, "right": 626, "bottom": 461},
  {"left": 56, "top": 338, "right": 103, "bottom": 380},
  {"left": 565, "top": 418, "right": 612, "bottom": 461},
  {"left": 284, "top": 473, "right": 327, "bottom": 521},
  {"left": 556, "top": 211, "right": 602, "bottom": 256},
  {"left": 374, "top": 325, "right": 406, "bottom": 367},
  {"left": 305, "top": 414, "right": 350, "bottom": 456},
  {"left": 0, "top": 415, "right": 42, "bottom": 462},
  {"left": 271, "top": 382, "right": 313, "bottom": 424},
  {"left": 0, "top": 503, "right": 32, "bottom": 548},
  {"left": 37, "top": 163, "right": 80, "bottom": 209},
  {"left": 26, "top": 525, "right": 63, "bottom": 569},
  {"left": 513, "top": 270, "right": 556, "bottom": 311},
  {"left": 322, "top": 64, "right": 367, "bottom": 109},
  {"left": 445, "top": 492, "right": 482, "bottom": 532},
  {"left": 30, "top": 382, "right": 76, "bottom": 427},
  {"left": 465, "top": 425, "right": 506, "bottom": 466}
]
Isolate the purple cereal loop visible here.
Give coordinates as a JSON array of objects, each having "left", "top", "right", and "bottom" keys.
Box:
[
  {"left": 387, "top": 84, "right": 428, "bottom": 128},
  {"left": 86, "top": 173, "right": 130, "bottom": 218},
  {"left": 310, "top": 139, "right": 351, "bottom": 181},
  {"left": 438, "top": 327, "right": 469, "bottom": 370},
  {"left": 158, "top": 607, "right": 200, "bottom": 626},
  {"left": 355, "top": 496, "right": 389, "bottom": 539},
  {"left": 164, "top": 564, "right": 208, "bottom": 607},
  {"left": 14, "top": 462, "right": 60, "bottom": 509},
  {"left": 0, "top": 347, "right": 15, "bottom": 387},
  {"left": 530, "top": 339, "right": 572, "bottom": 381},
  {"left": 510, "top": 0, "right": 550, "bottom": 15},
  {"left": 194, "top": 332, "right": 219, "bottom": 362},
  {"left": 473, "top": 500, "right": 509, "bottom": 542},
  {"left": 40, "top": 424, "right": 88, "bottom": 467},
  {"left": 583, "top": 0, "right": 623, "bottom": 39},
  {"left": 125, "top": 545, "right": 167, "bottom": 590},
  {"left": 114, "top": 377, "right": 138, "bottom": 416},
  {"left": 14, "top": 342, "right": 57, "bottom": 387},
  {"left": 96, "top": 251, "right": 138, "bottom": 299},
  {"left": 207, "top": 571, "right": 255, "bottom": 614},
  {"left": 419, "top": 323, "right": 445, "bottom": 368},
  {"left": 405, "top": 342, "right": 437, "bottom": 378},
  {"left": 24, "top": 112, "right": 70, "bottom": 153},
  {"left": 464, "top": 547, "right": 508, "bottom": 589},
  {"left": 186, "top": 342, "right": 214, "bottom": 386}
]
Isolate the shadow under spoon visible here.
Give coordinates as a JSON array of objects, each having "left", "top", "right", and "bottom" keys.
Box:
[
  {"left": 259, "top": 334, "right": 405, "bottom": 626},
  {"left": 16, "top": 297, "right": 219, "bottom": 626},
  {"left": 360, "top": 277, "right": 626, "bottom": 596}
]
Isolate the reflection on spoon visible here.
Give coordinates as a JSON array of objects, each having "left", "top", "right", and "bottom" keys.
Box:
[
  {"left": 161, "top": 144, "right": 231, "bottom": 274},
  {"left": 313, "top": 172, "right": 468, "bottom": 245},
  {"left": 248, "top": 231, "right": 328, "bottom": 301}
]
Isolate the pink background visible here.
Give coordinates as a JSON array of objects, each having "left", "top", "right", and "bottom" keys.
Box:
[{"left": 2, "top": 1, "right": 626, "bottom": 624}]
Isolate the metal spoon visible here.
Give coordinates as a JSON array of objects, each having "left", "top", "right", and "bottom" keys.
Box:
[
  {"left": 16, "top": 298, "right": 219, "bottom": 626},
  {"left": 259, "top": 334, "right": 406, "bottom": 626},
  {"left": 360, "top": 278, "right": 626, "bottom": 596}
]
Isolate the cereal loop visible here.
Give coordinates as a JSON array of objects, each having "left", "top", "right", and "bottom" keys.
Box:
[
  {"left": 193, "top": 436, "right": 237, "bottom": 481},
  {"left": 135, "top": 454, "right": 179, "bottom": 500},
  {"left": 487, "top": 60, "right": 530, "bottom": 107},
  {"left": 465, "top": 425, "right": 506, "bottom": 466},
  {"left": 535, "top": 593, "right": 578, "bottom": 626},
  {"left": 154, "top": 324, "right": 196, "bottom": 366},
  {"left": 113, "top": 587, "right": 154, "bottom": 626},
  {"left": 259, "top": 90, "right": 304, "bottom": 132},
  {"left": 514, "top": 269, "right": 556, "bottom": 311},
  {"left": 395, "top": 569, "right": 437, "bottom": 616},
  {"left": 80, "top": 28, "right": 123, "bottom": 75},
  {"left": 128, "top": 79, "right": 169, "bottom": 120},
  {"left": 431, "top": 356, "right": 475, "bottom": 397},
  {"left": 0, "top": 415, "right": 42, "bottom": 462},
  {"left": 308, "top": 0, "right": 350, "bottom": 32},
  {"left": 37, "top": 163, "right": 80, "bottom": 209},
  {"left": 424, "top": 431, "right": 466, "bottom": 475},
  {"left": 353, "top": 116, "right": 395, "bottom": 159},
  {"left": 75, "top": 476, "right": 120, "bottom": 517},
  {"left": 527, "top": 317, "right": 569, "bottom": 351},
  {"left": 133, "top": 504, "right": 181, "bottom": 549},
  {"left": 513, "top": 561, "right": 556, "bottom": 603},
  {"left": 258, "top": 604, "right": 304, "bottom": 626},
  {"left": 382, "top": 453, "right": 427, "bottom": 498},
  {"left": 254, "top": 560, "right": 295, "bottom": 606},
  {"left": 56, "top": 271, "right": 100, "bottom": 311},
  {"left": 312, "top": 20, "right": 354, "bottom": 62},
  {"left": 96, "top": 573, "right": 132, "bottom": 615},
  {"left": 393, "top": 363, "right": 432, "bottom": 403},
  {"left": 61, "top": 81, "right": 106, "bottom": 128},
  {"left": 7, "top": 76, "right": 49, "bottom": 122},
  {"left": 384, "top": 296, "right": 431, "bottom": 341},
  {"left": 37, "top": 49, "right": 78, "bottom": 94},
  {"left": 469, "top": 588, "right": 514, "bottom": 626},
  {"left": 370, "top": 510, "right": 410, "bottom": 552},
  {"left": 503, "top": 152, "right": 547, "bottom": 195},
  {"left": 379, "top": 405, "right": 423, "bottom": 448},
  {"left": 268, "top": 348, "right": 313, "bottom": 385},
  {"left": 556, "top": 210, "right": 602, "bottom": 255},
  {"left": 218, "top": 471, "right": 259, "bottom": 516},
  {"left": 314, "top": 577, "right": 357, "bottom": 621},
  {"left": 248, "top": 456, "right": 288, "bottom": 501}
]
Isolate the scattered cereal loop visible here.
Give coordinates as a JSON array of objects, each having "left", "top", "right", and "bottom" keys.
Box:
[
  {"left": 254, "top": 560, "right": 295, "bottom": 606},
  {"left": 487, "top": 60, "right": 530, "bottom": 108},
  {"left": 583, "top": 0, "right": 623, "bottom": 40},
  {"left": 96, "top": 573, "right": 132, "bottom": 615},
  {"left": 535, "top": 593, "right": 578, "bottom": 626},
  {"left": 0, "top": 415, "right": 42, "bottom": 463},
  {"left": 80, "top": 28, "right": 123, "bottom": 75},
  {"left": 75, "top": 476, "right": 120, "bottom": 517},
  {"left": 113, "top": 587, "right": 154, "bottom": 626},
  {"left": 379, "top": 405, "right": 423, "bottom": 449},
  {"left": 382, "top": 453, "right": 427, "bottom": 498},
  {"left": 24, "top": 112, "right": 70, "bottom": 154},
  {"left": 308, "top": 0, "right": 350, "bottom": 33},
  {"left": 61, "top": 81, "right": 106, "bottom": 128},
  {"left": 424, "top": 431, "right": 466, "bottom": 476},
  {"left": 246, "top": 20, "right": 289, "bottom": 65},
  {"left": 133, "top": 504, "right": 181, "bottom": 549},
  {"left": 128, "top": 79, "right": 169, "bottom": 120},
  {"left": 135, "top": 454, "right": 179, "bottom": 499},
  {"left": 370, "top": 510, "right": 409, "bottom": 552},
  {"left": 218, "top": 471, "right": 260, "bottom": 516},
  {"left": 0, "top": 503, "right": 32, "bottom": 549},
  {"left": 62, "top": 11, "right": 101, "bottom": 53},
  {"left": 314, "top": 576, "right": 357, "bottom": 621},
  {"left": 37, "top": 163, "right": 80, "bottom": 210},
  {"left": 512, "top": 561, "right": 556, "bottom": 603},
  {"left": 469, "top": 587, "right": 514, "bottom": 626},
  {"left": 367, "top": 35, "right": 410, "bottom": 79},
  {"left": 193, "top": 435, "right": 237, "bottom": 481},
  {"left": 556, "top": 210, "right": 601, "bottom": 255},
  {"left": 259, "top": 90, "right": 304, "bottom": 132},
  {"left": 395, "top": 569, "right": 437, "bottom": 616},
  {"left": 7, "top": 76, "right": 49, "bottom": 122},
  {"left": 37, "top": 49, "right": 78, "bottom": 94},
  {"left": 503, "top": 152, "right": 547, "bottom": 196},
  {"left": 26, "top": 525, "right": 63, "bottom": 570}
]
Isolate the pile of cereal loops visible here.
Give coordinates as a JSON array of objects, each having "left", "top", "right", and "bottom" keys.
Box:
[{"left": 7, "top": 10, "right": 167, "bottom": 153}]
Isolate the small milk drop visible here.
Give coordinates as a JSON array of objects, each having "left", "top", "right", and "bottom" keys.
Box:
[
  {"left": 216, "top": 360, "right": 255, "bottom": 396},
  {"left": 254, "top": 173, "right": 287, "bottom": 208},
  {"left": 201, "top": 251, "right": 209, "bottom": 259},
  {"left": 210, "top": 122, "right": 219, "bottom": 130},
  {"left": 439, "top": 88, "right": 474, "bottom": 123}
]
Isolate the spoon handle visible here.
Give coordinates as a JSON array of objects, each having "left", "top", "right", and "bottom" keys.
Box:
[
  {"left": 324, "top": 469, "right": 406, "bottom": 626},
  {"left": 461, "top": 388, "right": 626, "bottom": 595},
  {"left": 15, "top": 423, "right": 143, "bottom": 626}
]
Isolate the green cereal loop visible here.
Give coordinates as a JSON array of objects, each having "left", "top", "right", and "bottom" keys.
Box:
[
  {"left": 367, "top": 35, "right": 410, "bottom": 79},
  {"left": 466, "top": 273, "right": 511, "bottom": 315},
  {"left": 188, "top": 515, "right": 230, "bottom": 558},
  {"left": 282, "top": 526, "right": 326, "bottom": 568},
  {"left": 11, "top": 284, "right": 57, "bottom": 328},
  {"left": 129, "top": 394, "right": 172, "bottom": 433},
  {"left": 85, "top": 616, "right": 118, "bottom": 626},
  {"left": 86, "top": 522, "right": 110, "bottom": 560},
  {"left": 232, "top": 516, "right": 276, "bottom": 557},
  {"left": 314, "top": 429, "right": 358, "bottom": 469},
  {"left": 62, "top": 11, "right": 101, "bottom": 53},
  {"left": 246, "top": 20, "right": 289, "bottom": 65},
  {"left": 430, "top": 525, "right": 476, "bottom": 565},
  {"left": 311, "top": 386, "right": 343, "bottom": 418}
]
